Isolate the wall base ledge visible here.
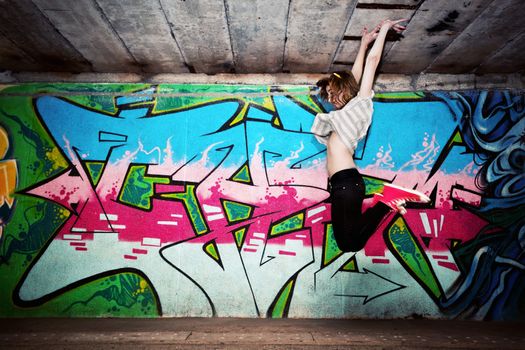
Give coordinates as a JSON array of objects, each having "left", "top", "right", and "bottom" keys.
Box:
[{"left": 1, "top": 71, "right": 523, "bottom": 92}]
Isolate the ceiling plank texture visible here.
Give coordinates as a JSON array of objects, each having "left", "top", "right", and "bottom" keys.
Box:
[
  {"left": 160, "top": 0, "right": 234, "bottom": 74},
  {"left": 225, "top": 0, "right": 289, "bottom": 73},
  {"left": 95, "top": 0, "right": 188, "bottom": 73},
  {"left": 0, "top": 0, "right": 91, "bottom": 72},
  {"left": 427, "top": 0, "right": 525, "bottom": 73},
  {"left": 476, "top": 30, "right": 525, "bottom": 74},
  {"left": 32, "top": 0, "right": 140, "bottom": 73},
  {"left": 0, "top": 0, "right": 522, "bottom": 75},
  {"left": 0, "top": 32, "right": 40, "bottom": 71},
  {"left": 284, "top": 0, "right": 357, "bottom": 73},
  {"left": 382, "top": 0, "right": 494, "bottom": 73}
]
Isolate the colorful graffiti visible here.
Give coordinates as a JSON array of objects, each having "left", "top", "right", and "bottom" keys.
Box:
[{"left": 0, "top": 84, "right": 523, "bottom": 320}]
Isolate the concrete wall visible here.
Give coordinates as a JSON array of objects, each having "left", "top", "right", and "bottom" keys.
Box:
[{"left": 0, "top": 82, "right": 523, "bottom": 319}]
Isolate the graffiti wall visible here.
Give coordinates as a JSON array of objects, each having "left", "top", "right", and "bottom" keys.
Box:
[{"left": 0, "top": 83, "right": 523, "bottom": 319}]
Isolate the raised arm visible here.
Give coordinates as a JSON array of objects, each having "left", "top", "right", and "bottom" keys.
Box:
[
  {"left": 351, "top": 26, "right": 379, "bottom": 84},
  {"left": 359, "top": 19, "right": 407, "bottom": 98}
]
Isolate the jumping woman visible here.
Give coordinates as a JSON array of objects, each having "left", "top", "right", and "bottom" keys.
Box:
[{"left": 312, "top": 19, "right": 430, "bottom": 252}]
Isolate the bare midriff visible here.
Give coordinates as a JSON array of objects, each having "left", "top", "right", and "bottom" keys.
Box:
[{"left": 326, "top": 131, "right": 356, "bottom": 178}]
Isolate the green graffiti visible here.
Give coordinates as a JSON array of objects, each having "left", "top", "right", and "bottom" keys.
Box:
[
  {"left": 2, "top": 83, "right": 151, "bottom": 114},
  {"left": 154, "top": 84, "right": 273, "bottom": 113},
  {"left": 268, "top": 276, "right": 296, "bottom": 318},
  {"left": 232, "top": 226, "right": 248, "bottom": 250},
  {"left": 363, "top": 176, "right": 387, "bottom": 196},
  {"left": 203, "top": 240, "right": 223, "bottom": 268},
  {"left": 375, "top": 92, "right": 425, "bottom": 100},
  {"left": 1, "top": 199, "right": 69, "bottom": 264},
  {"left": 161, "top": 184, "right": 208, "bottom": 235},
  {"left": 155, "top": 84, "right": 234, "bottom": 112},
  {"left": 0, "top": 108, "right": 67, "bottom": 185},
  {"left": 341, "top": 255, "right": 359, "bottom": 272},
  {"left": 119, "top": 165, "right": 170, "bottom": 210},
  {"left": 269, "top": 212, "right": 304, "bottom": 238},
  {"left": 230, "top": 162, "right": 252, "bottom": 184},
  {"left": 287, "top": 93, "right": 323, "bottom": 114},
  {"left": 322, "top": 223, "right": 343, "bottom": 268},
  {"left": 63, "top": 273, "right": 157, "bottom": 316},
  {"left": 154, "top": 84, "right": 312, "bottom": 111},
  {"left": 221, "top": 199, "right": 254, "bottom": 224},
  {"left": 386, "top": 217, "right": 443, "bottom": 300},
  {"left": 85, "top": 161, "right": 105, "bottom": 186}
]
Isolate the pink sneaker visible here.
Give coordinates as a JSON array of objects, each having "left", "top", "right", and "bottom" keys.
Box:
[{"left": 373, "top": 183, "right": 430, "bottom": 214}]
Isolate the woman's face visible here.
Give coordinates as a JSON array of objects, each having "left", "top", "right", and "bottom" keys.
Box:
[{"left": 327, "top": 83, "right": 346, "bottom": 110}]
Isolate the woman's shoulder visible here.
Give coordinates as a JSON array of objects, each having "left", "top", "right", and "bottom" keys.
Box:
[
  {"left": 356, "top": 90, "right": 375, "bottom": 100},
  {"left": 341, "top": 90, "right": 375, "bottom": 110}
]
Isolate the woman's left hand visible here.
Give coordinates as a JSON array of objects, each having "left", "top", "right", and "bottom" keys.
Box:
[{"left": 361, "top": 26, "right": 379, "bottom": 46}]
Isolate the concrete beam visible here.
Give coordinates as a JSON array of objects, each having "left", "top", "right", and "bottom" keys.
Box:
[{"left": 3, "top": 72, "right": 523, "bottom": 92}]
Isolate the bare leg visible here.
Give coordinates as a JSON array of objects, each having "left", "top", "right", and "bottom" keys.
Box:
[{"left": 326, "top": 132, "right": 357, "bottom": 177}]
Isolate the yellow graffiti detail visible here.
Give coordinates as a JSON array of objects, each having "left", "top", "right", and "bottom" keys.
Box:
[
  {"left": 59, "top": 207, "right": 70, "bottom": 219},
  {"left": 52, "top": 206, "right": 71, "bottom": 226},
  {"left": 46, "top": 147, "right": 68, "bottom": 171},
  {"left": 133, "top": 279, "right": 149, "bottom": 296},
  {"left": 0, "top": 160, "right": 17, "bottom": 209},
  {"left": 139, "top": 279, "right": 148, "bottom": 290},
  {"left": 229, "top": 103, "right": 249, "bottom": 126},
  {"left": 244, "top": 95, "right": 275, "bottom": 112},
  {"left": 0, "top": 125, "right": 17, "bottom": 242},
  {"left": 0, "top": 126, "right": 8, "bottom": 159},
  {"left": 261, "top": 96, "right": 275, "bottom": 111},
  {"left": 0, "top": 126, "right": 17, "bottom": 210}
]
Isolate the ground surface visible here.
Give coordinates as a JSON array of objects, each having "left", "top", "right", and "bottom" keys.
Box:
[{"left": 0, "top": 317, "right": 523, "bottom": 349}]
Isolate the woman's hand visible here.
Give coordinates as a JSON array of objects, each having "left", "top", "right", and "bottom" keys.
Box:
[
  {"left": 379, "top": 18, "right": 408, "bottom": 33},
  {"left": 360, "top": 26, "right": 380, "bottom": 47}
]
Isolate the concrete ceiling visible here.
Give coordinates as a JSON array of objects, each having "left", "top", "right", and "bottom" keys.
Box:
[{"left": 0, "top": 0, "right": 524, "bottom": 75}]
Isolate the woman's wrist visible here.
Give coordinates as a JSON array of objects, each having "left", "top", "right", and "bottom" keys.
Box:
[{"left": 380, "top": 24, "right": 391, "bottom": 32}]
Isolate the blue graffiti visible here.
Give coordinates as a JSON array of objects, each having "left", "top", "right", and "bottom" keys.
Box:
[{"left": 433, "top": 90, "right": 525, "bottom": 321}]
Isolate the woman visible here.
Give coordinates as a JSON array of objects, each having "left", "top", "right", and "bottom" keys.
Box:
[{"left": 312, "top": 19, "right": 430, "bottom": 252}]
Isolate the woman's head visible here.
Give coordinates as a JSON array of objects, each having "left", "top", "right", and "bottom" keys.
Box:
[{"left": 317, "top": 71, "right": 359, "bottom": 109}]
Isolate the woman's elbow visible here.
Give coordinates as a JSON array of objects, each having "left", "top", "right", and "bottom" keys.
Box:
[{"left": 366, "top": 54, "right": 381, "bottom": 67}]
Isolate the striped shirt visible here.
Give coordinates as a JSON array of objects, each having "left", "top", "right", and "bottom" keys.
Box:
[{"left": 311, "top": 91, "right": 374, "bottom": 152}]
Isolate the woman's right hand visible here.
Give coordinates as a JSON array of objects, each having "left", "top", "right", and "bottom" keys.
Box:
[{"left": 379, "top": 18, "right": 408, "bottom": 33}]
